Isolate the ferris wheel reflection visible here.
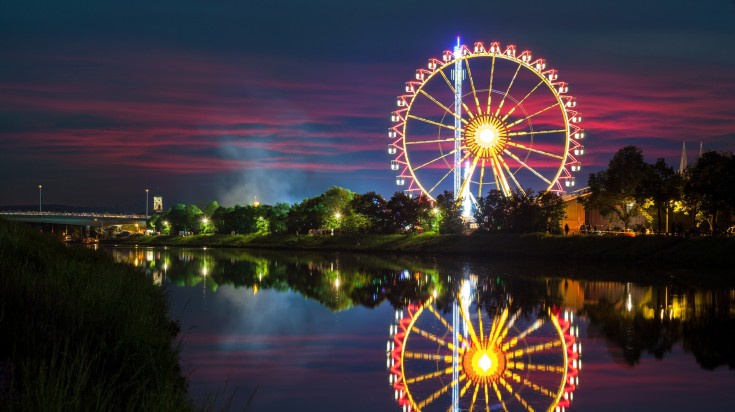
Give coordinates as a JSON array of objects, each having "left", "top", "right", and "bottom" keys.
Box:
[{"left": 387, "top": 275, "right": 580, "bottom": 412}]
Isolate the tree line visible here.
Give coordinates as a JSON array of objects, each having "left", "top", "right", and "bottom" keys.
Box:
[
  {"left": 584, "top": 145, "right": 735, "bottom": 234},
  {"left": 148, "top": 186, "right": 567, "bottom": 236}
]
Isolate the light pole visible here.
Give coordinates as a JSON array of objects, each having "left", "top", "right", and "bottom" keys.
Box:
[
  {"left": 145, "top": 189, "right": 149, "bottom": 220},
  {"left": 38, "top": 184, "right": 42, "bottom": 213}
]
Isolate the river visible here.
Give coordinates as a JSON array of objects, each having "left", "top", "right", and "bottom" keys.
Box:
[{"left": 102, "top": 246, "right": 735, "bottom": 412}]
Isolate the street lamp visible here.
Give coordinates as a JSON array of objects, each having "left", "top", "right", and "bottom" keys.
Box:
[
  {"left": 38, "top": 184, "right": 42, "bottom": 213},
  {"left": 145, "top": 189, "right": 149, "bottom": 220}
]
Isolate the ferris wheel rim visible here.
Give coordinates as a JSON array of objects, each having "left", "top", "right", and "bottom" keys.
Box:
[
  {"left": 390, "top": 41, "right": 583, "bottom": 200},
  {"left": 393, "top": 299, "right": 577, "bottom": 412}
]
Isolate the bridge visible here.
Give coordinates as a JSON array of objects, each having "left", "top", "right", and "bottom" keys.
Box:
[{"left": 0, "top": 211, "right": 146, "bottom": 228}]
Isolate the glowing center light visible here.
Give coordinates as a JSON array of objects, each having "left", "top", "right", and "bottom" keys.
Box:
[
  {"left": 478, "top": 126, "right": 497, "bottom": 145},
  {"left": 463, "top": 345, "right": 506, "bottom": 384},
  {"left": 464, "top": 115, "right": 509, "bottom": 158},
  {"left": 478, "top": 353, "right": 492, "bottom": 372}
]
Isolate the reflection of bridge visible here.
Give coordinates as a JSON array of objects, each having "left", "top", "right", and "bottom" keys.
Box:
[{"left": 0, "top": 211, "right": 146, "bottom": 227}]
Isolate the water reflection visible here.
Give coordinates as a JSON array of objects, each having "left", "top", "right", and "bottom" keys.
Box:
[
  {"left": 104, "top": 246, "right": 735, "bottom": 411},
  {"left": 387, "top": 277, "right": 580, "bottom": 412}
]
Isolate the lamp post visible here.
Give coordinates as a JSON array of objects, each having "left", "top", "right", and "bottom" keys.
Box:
[
  {"left": 145, "top": 189, "right": 149, "bottom": 220},
  {"left": 38, "top": 184, "right": 42, "bottom": 213}
]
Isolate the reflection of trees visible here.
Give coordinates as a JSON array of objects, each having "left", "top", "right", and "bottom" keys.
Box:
[
  {"left": 108, "top": 247, "right": 735, "bottom": 372},
  {"left": 585, "top": 299, "right": 679, "bottom": 366},
  {"left": 108, "top": 248, "right": 564, "bottom": 315},
  {"left": 584, "top": 288, "right": 735, "bottom": 370}
]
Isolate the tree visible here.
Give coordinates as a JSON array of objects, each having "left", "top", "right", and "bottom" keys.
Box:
[
  {"left": 537, "top": 191, "right": 566, "bottom": 234},
  {"left": 474, "top": 190, "right": 508, "bottom": 232},
  {"left": 263, "top": 202, "right": 291, "bottom": 234},
  {"left": 203, "top": 201, "right": 219, "bottom": 218},
  {"left": 583, "top": 146, "right": 649, "bottom": 229},
  {"left": 287, "top": 197, "right": 325, "bottom": 234},
  {"left": 386, "top": 192, "right": 432, "bottom": 233},
  {"left": 351, "top": 192, "right": 390, "bottom": 234},
  {"left": 644, "top": 158, "right": 682, "bottom": 233},
  {"left": 435, "top": 191, "right": 464, "bottom": 234},
  {"left": 318, "top": 187, "right": 355, "bottom": 233},
  {"left": 683, "top": 151, "right": 735, "bottom": 233},
  {"left": 185, "top": 204, "right": 205, "bottom": 233}
]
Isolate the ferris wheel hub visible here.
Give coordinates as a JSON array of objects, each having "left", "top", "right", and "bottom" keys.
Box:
[
  {"left": 463, "top": 343, "right": 506, "bottom": 384},
  {"left": 465, "top": 115, "right": 509, "bottom": 159}
]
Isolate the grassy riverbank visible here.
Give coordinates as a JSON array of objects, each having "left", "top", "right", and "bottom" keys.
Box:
[
  {"left": 0, "top": 219, "right": 192, "bottom": 411},
  {"left": 115, "top": 231, "right": 735, "bottom": 269}
]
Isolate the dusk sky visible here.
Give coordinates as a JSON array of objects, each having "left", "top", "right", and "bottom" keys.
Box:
[{"left": 2, "top": 0, "right": 734, "bottom": 211}]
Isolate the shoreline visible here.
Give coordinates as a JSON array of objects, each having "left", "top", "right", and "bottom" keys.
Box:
[{"left": 109, "top": 232, "right": 735, "bottom": 269}]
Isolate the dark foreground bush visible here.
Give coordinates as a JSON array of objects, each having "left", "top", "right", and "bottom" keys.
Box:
[{"left": 0, "top": 219, "right": 192, "bottom": 411}]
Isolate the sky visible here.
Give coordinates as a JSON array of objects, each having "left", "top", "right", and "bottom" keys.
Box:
[{"left": 1, "top": 0, "right": 734, "bottom": 211}]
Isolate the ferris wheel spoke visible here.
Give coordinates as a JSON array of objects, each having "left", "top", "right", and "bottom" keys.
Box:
[
  {"left": 503, "top": 149, "right": 552, "bottom": 185},
  {"left": 458, "top": 294, "right": 483, "bottom": 348},
  {"left": 405, "top": 136, "right": 458, "bottom": 145},
  {"left": 507, "top": 340, "right": 563, "bottom": 360},
  {"left": 477, "top": 159, "right": 487, "bottom": 201},
  {"left": 404, "top": 351, "right": 453, "bottom": 363},
  {"left": 507, "top": 101, "right": 561, "bottom": 128},
  {"left": 506, "top": 141, "right": 564, "bottom": 160},
  {"left": 508, "top": 128, "right": 567, "bottom": 137},
  {"left": 487, "top": 307, "right": 509, "bottom": 346},
  {"left": 427, "top": 303, "right": 456, "bottom": 335},
  {"left": 485, "top": 55, "right": 497, "bottom": 115},
  {"left": 439, "top": 67, "right": 457, "bottom": 95},
  {"left": 488, "top": 157, "right": 501, "bottom": 195},
  {"left": 413, "top": 326, "right": 461, "bottom": 351},
  {"left": 484, "top": 381, "right": 491, "bottom": 412},
  {"left": 428, "top": 152, "right": 471, "bottom": 195},
  {"left": 508, "top": 362, "right": 566, "bottom": 374},
  {"left": 496, "top": 310, "right": 521, "bottom": 345},
  {"left": 417, "top": 376, "right": 463, "bottom": 409},
  {"left": 491, "top": 381, "right": 511, "bottom": 412},
  {"left": 464, "top": 58, "right": 482, "bottom": 115},
  {"left": 499, "top": 375, "right": 535, "bottom": 412},
  {"left": 503, "top": 319, "right": 544, "bottom": 351},
  {"left": 497, "top": 155, "right": 526, "bottom": 196},
  {"left": 477, "top": 302, "right": 485, "bottom": 343},
  {"left": 490, "top": 154, "right": 513, "bottom": 196},
  {"left": 468, "top": 381, "right": 482, "bottom": 412},
  {"left": 501, "top": 79, "right": 544, "bottom": 121},
  {"left": 506, "top": 370, "right": 557, "bottom": 399},
  {"left": 418, "top": 90, "right": 468, "bottom": 125},
  {"left": 407, "top": 114, "right": 461, "bottom": 133},
  {"left": 428, "top": 167, "right": 458, "bottom": 196},
  {"left": 460, "top": 377, "right": 475, "bottom": 397},
  {"left": 458, "top": 156, "right": 481, "bottom": 204},
  {"left": 414, "top": 150, "right": 456, "bottom": 171},
  {"left": 447, "top": 377, "right": 474, "bottom": 412},
  {"left": 405, "top": 367, "right": 453, "bottom": 384},
  {"left": 494, "top": 62, "right": 523, "bottom": 117}
]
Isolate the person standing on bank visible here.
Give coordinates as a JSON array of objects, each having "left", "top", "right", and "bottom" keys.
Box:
[{"left": 564, "top": 223, "right": 569, "bottom": 236}]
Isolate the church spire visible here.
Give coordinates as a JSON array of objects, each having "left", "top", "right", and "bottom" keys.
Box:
[{"left": 679, "top": 141, "right": 687, "bottom": 174}]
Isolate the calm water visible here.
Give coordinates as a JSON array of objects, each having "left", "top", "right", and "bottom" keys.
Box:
[{"left": 104, "top": 246, "right": 735, "bottom": 412}]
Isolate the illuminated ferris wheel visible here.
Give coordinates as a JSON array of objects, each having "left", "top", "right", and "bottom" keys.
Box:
[
  {"left": 388, "top": 39, "right": 584, "bottom": 210},
  {"left": 386, "top": 295, "right": 581, "bottom": 412}
]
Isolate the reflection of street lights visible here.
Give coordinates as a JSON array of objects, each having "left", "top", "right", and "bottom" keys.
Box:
[{"left": 38, "top": 184, "right": 42, "bottom": 213}]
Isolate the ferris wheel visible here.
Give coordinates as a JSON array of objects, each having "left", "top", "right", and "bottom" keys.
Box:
[
  {"left": 388, "top": 39, "right": 584, "bottom": 209},
  {"left": 387, "top": 297, "right": 581, "bottom": 412}
]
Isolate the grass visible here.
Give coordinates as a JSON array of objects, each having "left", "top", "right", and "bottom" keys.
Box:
[{"left": 0, "top": 218, "right": 192, "bottom": 411}]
